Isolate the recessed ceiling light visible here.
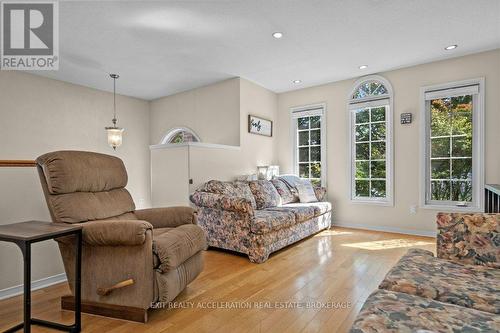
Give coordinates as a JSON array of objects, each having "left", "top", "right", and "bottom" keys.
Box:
[
  {"left": 445, "top": 44, "right": 458, "bottom": 50},
  {"left": 272, "top": 32, "right": 283, "bottom": 39},
  {"left": 293, "top": 80, "right": 302, "bottom": 84},
  {"left": 359, "top": 65, "right": 368, "bottom": 69}
]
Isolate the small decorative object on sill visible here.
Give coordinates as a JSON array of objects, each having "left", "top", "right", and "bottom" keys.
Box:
[
  {"left": 248, "top": 115, "right": 273, "bottom": 137},
  {"left": 400, "top": 112, "right": 412, "bottom": 124},
  {"left": 257, "top": 165, "right": 280, "bottom": 180},
  {"left": 105, "top": 73, "right": 124, "bottom": 150}
]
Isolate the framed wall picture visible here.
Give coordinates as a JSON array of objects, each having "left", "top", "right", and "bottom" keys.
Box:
[{"left": 248, "top": 115, "right": 273, "bottom": 137}]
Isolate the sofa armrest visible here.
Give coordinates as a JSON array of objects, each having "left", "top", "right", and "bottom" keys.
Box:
[
  {"left": 135, "top": 207, "right": 196, "bottom": 229},
  {"left": 436, "top": 212, "right": 499, "bottom": 268},
  {"left": 82, "top": 220, "right": 153, "bottom": 246},
  {"left": 314, "top": 186, "right": 327, "bottom": 201},
  {"left": 190, "top": 191, "right": 254, "bottom": 215}
]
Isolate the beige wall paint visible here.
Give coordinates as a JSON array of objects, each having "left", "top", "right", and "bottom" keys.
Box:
[
  {"left": 149, "top": 78, "right": 240, "bottom": 146},
  {"left": 277, "top": 49, "right": 500, "bottom": 235},
  {"left": 187, "top": 79, "right": 279, "bottom": 188},
  {"left": 149, "top": 78, "right": 278, "bottom": 205},
  {"left": 0, "top": 71, "right": 151, "bottom": 291},
  {"left": 239, "top": 78, "right": 279, "bottom": 170},
  {"left": 151, "top": 146, "right": 190, "bottom": 207}
]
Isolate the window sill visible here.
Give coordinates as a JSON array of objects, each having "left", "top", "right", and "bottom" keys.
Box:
[
  {"left": 350, "top": 198, "right": 394, "bottom": 207},
  {"left": 420, "top": 204, "right": 482, "bottom": 213}
]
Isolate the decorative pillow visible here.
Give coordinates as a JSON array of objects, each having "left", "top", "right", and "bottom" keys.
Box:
[
  {"left": 296, "top": 181, "right": 318, "bottom": 203},
  {"left": 248, "top": 180, "right": 282, "bottom": 209},
  {"left": 202, "top": 180, "right": 256, "bottom": 208},
  {"left": 233, "top": 181, "right": 257, "bottom": 209},
  {"left": 313, "top": 186, "right": 327, "bottom": 201},
  {"left": 270, "top": 179, "right": 298, "bottom": 204}
]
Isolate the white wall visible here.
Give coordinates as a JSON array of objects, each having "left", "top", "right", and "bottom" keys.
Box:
[
  {"left": 149, "top": 78, "right": 241, "bottom": 146},
  {"left": 0, "top": 71, "right": 151, "bottom": 291},
  {"left": 276, "top": 49, "right": 500, "bottom": 235}
]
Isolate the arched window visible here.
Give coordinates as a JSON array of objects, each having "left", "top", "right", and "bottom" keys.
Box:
[
  {"left": 348, "top": 75, "right": 393, "bottom": 205},
  {"left": 351, "top": 80, "right": 389, "bottom": 100},
  {"left": 161, "top": 127, "right": 201, "bottom": 144}
]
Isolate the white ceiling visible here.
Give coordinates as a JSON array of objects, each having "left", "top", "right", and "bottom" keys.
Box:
[{"left": 33, "top": 0, "right": 500, "bottom": 100}]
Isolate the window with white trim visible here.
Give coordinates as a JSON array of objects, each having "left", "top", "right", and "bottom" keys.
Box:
[
  {"left": 162, "top": 127, "right": 200, "bottom": 144},
  {"left": 349, "top": 76, "right": 393, "bottom": 204},
  {"left": 421, "top": 79, "right": 484, "bottom": 210},
  {"left": 291, "top": 105, "right": 326, "bottom": 186}
]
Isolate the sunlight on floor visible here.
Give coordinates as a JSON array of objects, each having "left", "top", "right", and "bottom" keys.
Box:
[
  {"left": 341, "top": 239, "right": 434, "bottom": 250},
  {"left": 316, "top": 237, "right": 333, "bottom": 264},
  {"left": 315, "top": 230, "right": 353, "bottom": 237}
]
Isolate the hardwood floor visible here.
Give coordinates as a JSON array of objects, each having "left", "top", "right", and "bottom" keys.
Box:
[{"left": 0, "top": 227, "right": 435, "bottom": 333}]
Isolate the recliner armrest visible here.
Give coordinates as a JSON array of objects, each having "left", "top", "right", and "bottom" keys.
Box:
[
  {"left": 82, "top": 220, "right": 153, "bottom": 246},
  {"left": 135, "top": 207, "right": 196, "bottom": 229}
]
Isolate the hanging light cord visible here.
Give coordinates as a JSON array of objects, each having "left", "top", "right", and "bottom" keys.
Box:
[
  {"left": 112, "top": 75, "right": 117, "bottom": 126},
  {"left": 109, "top": 73, "right": 119, "bottom": 127}
]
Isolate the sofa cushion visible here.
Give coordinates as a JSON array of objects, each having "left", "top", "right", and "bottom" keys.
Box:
[
  {"left": 202, "top": 180, "right": 257, "bottom": 209},
  {"left": 283, "top": 202, "right": 331, "bottom": 217},
  {"left": 350, "top": 289, "right": 500, "bottom": 333},
  {"left": 437, "top": 212, "right": 500, "bottom": 268},
  {"left": 152, "top": 224, "right": 207, "bottom": 273},
  {"left": 248, "top": 180, "right": 282, "bottom": 209},
  {"left": 379, "top": 248, "right": 500, "bottom": 314},
  {"left": 251, "top": 210, "right": 296, "bottom": 234},
  {"left": 266, "top": 206, "right": 315, "bottom": 222},
  {"left": 270, "top": 179, "right": 297, "bottom": 204}
]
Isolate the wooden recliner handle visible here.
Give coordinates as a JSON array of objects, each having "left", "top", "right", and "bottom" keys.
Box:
[{"left": 97, "top": 279, "right": 134, "bottom": 296}]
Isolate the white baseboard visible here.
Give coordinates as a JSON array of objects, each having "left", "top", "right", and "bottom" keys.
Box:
[
  {"left": 332, "top": 222, "right": 436, "bottom": 238},
  {"left": 0, "top": 273, "right": 67, "bottom": 300}
]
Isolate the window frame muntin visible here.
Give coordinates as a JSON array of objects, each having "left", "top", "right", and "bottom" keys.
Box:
[
  {"left": 348, "top": 75, "right": 394, "bottom": 206},
  {"left": 419, "top": 78, "right": 485, "bottom": 212},
  {"left": 290, "top": 103, "right": 327, "bottom": 187}
]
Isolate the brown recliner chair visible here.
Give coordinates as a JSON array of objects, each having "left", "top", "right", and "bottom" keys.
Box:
[{"left": 36, "top": 151, "right": 206, "bottom": 322}]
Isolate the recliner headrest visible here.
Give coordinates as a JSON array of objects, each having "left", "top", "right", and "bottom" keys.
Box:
[{"left": 36, "top": 150, "right": 128, "bottom": 194}]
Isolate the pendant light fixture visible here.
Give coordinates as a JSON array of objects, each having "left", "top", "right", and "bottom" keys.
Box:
[{"left": 105, "top": 73, "right": 124, "bottom": 150}]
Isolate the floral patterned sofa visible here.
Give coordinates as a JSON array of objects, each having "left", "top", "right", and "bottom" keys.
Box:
[
  {"left": 190, "top": 179, "right": 332, "bottom": 263},
  {"left": 350, "top": 213, "right": 500, "bottom": 332}
]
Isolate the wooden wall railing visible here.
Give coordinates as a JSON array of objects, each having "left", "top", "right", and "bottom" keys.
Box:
[{"left": 0, "top": 160, "right": 37, "bottom": 167}]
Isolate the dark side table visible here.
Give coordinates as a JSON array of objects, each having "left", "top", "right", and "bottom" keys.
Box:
[{"left": 0, "top": 221, "right": 82, "bottom": 333}]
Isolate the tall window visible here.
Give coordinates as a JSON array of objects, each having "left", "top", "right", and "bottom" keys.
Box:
[
  {"left": 291, "top": 104, "right": 326, "bottom": 186},
  {"left": 349, "top": 76, "right": 393, "bottom": 205},
  {"left": 161, "top": 127, "right": 201, "bottom": 144},
  {"left": 421, "top": 79, "right": 484, "bottom": 210}
]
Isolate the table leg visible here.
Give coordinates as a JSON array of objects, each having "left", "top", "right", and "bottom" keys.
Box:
[
  {"left": 74, "top": 231, "right": 82, "bottom": 333},
  {"left": 22, "top": 242, "right": 31, "bottom": 333}
]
